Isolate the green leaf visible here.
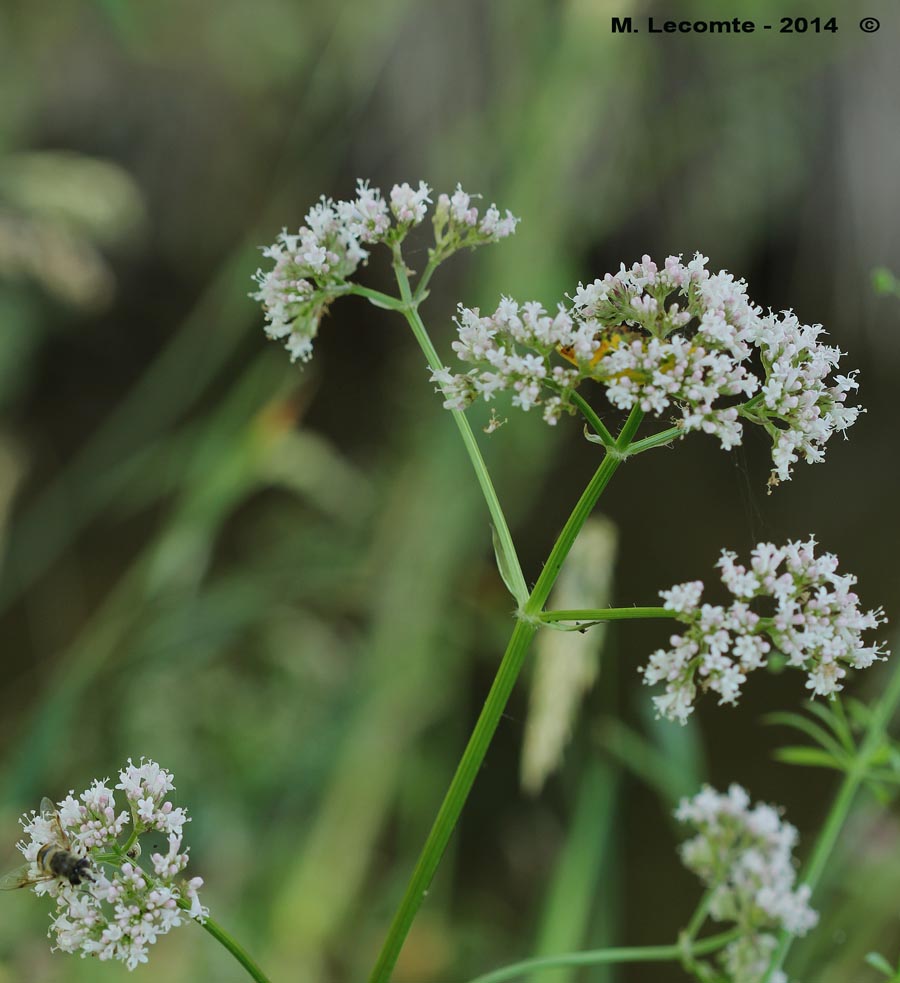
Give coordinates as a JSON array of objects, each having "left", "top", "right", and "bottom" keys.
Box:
[
  {"left": 828, "top": 697, "right": 858, "bottom": 751},
  {"left": 491, "top": 524, "right": 528, "bottom": 607},
  {"left": 584, "top": 427, "right": 609, "bottom": 447},
  {"left": 845, "top": 696, "right": 873, "bottom": 729},
  {"left": 868, "top": 744, "right": 893, "bottom": 767},
  {"left": 539, "top": 619, "right": 603, "bottom": 633},
  {"left": 865, "top": 951, "right": 895, "bottom": 976},
  {"left": 773, "top": 746, "right": 844, "bottom": 770},
  {"left": 597, "top": 716, "right": 701, "bottom": 806},
  {"left": 804, "top": 699, "right": 856, "bottom": 753},
  {"left": 763, "top": 711, "right": 851, "bottom": 763},
  {"left": 865, "top": 770, "right": 900, "bottom": 786}
]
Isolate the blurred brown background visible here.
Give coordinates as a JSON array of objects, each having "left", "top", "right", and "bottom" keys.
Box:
[{"left": 0, "top": 0, "right": 898, "bottom": 980}]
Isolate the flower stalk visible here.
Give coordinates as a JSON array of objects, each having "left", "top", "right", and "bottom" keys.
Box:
[
  {"left": 368, "top": 408, "right": 642, "bottom": 983},
  {"left": 186, "top": 907, "right": 271, "bottom": 983},
  {"left": 540, "top": 606, "right": 672, "bottom": 625},
  {"left": 392, "top": 244, "right": 528, "bottom": 606}
]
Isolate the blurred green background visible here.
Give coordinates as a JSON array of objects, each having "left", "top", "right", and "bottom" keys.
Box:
[{"left": 1, "top": 0, "right": 899, "bottom": 980}]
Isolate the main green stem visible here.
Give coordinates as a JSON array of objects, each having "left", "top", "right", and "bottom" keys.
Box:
[
  {"left": 367, "top": 616, "right": 537, "bottom": 983},
  {"left": 368, "top": 409, "right": 642, "bottom": 983},
  {"left": 763, "top": 660, "right": 900, "bottom": 981},
  {"left": 466, "top": 928, "right": 741, "bottom": 983}
]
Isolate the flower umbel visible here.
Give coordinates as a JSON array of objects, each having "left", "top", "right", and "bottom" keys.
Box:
[
  {"left": 13, "top": 758, "right": 206, "bottom": 971},
  {"left": 641, "top": 537, "right": 889, "bottom": 723},
  {"left": 433, "top": 254, "right": 863, "bottom": 483},
  {"left": 252, "top": 179, "right": 518, "bottom": 364},
  {"left": 677, "top": 784, "right": 817, "bottom": 983}
]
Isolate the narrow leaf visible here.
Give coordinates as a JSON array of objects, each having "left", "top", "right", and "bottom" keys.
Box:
[
  {"left": 845, "top": 696, "right": 873, "bottom": 729},
  {"left": 773, "top": 746, "right": 845, "bottom": 770},
  {"left": 763, "top": 711, "right": 850, "bottom": 761},
  {"left": 864, "top": 952, "right": 894, "bottom": 977},
  {"left": 804, "top": 699, "right": 855, "bottom": 753},
  {"left": 492, "top": 524, "right": 528, "bottom": 607}
]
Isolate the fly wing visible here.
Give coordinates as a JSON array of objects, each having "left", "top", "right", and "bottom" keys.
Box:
[
  {"left": 39, "top": 797, "right": 70, "bottom": 850},
  {"left": 0, "top": 862, "right": 44, "bottom": 891}
]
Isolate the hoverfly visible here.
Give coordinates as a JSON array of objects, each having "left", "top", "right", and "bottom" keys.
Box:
[
  {"left": 557, "top": 329, "right": 631, "bottom": 371},
  {"left": 0, "top": 798, "right": 93, "bottom": 891}
]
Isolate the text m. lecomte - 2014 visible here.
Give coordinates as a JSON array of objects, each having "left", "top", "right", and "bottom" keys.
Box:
[
  {"left": 611, "top": 15, "right": 839, "bottom": 33},
  {"left": 612, "top": 16, "right": 757, "bottom": 33}
]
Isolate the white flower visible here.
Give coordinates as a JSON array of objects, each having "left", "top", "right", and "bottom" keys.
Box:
[
  {"left": 254, "top": 180, "right": 519, "bottom": 364},
  {"left": 344, "top": 180, "right": 390, "bottom": 242},
  {"left": 15, "top": 759, "right": 204, "bottom": 971},
  {"left": 439, "top": 254, "right": 863, "bottom": 483},
  {"left": 660, "top": 580, "right": 704, "bottom": 614},
  {"left": 433, "top": 184, "right": 520, "bottom": 244},
  {"left": 389, "top": 181, "right": 432, "bottom": 225},
  {"left": 641, "top": 538, "right": 888, "bottom": 723},
  {"left": 677, "top": 784, "right": 817, "bottom": 983},
  {"left": 479, "top": 203, "right": 519, "bottom": 239}
]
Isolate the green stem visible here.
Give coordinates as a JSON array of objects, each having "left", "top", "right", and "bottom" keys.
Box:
[
  {"left": 524, "top": 406, "right": 643, "bottom": 618},
  {"left": 683, "top": 890, "right": 713, "bottom": 942},
  {"left": 625, "top": 425, "right": 683, "bottom": 456},
  {"left": 465, "top": 929, "right": 741, "bottom": 983},
  {"left": 367, "top": 617, "right": 538, "bottom": 983},
  {"left": 570, "top": 391, "right": 616, "bottom": 449},
  {"left": 679, "top": 889, "right": 714, "bottom": 972},
  {"left": 182, "top": 906, "right": 272, "bottom": 983},
  {"left": 540, "top": 606, "right": 671, "bottom": 624},
  {"left": 738, "top": 391, "right": 767, "bottom": 415},
  {"left": 368, "top": 408, "right": 644, "bottom": 983},
  {"left": 412, "top": 254, "right": 442, "bottom": 303},
  {"left": 615, "top": 405, "right": 644, "bottom": 450},
  {"left": 344, "top": 283, "right": 408, "bottom": 311},
  {"left": 391, "top": 245, "right": 528, "bottom": 604},
  {"left": 763, "top": 661, "right": 900, "bottom": 981},
  {"left": 119, "top": 824, "right": 141, "bottom": 857}
]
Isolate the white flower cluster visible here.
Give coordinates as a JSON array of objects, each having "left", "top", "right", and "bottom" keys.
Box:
[
  {"left": 433, "top": 254, "right": 862, "bottom": 482},
  {"left": 253, "top": 180, "right": 518, "bottom": 364},
  {"left": 677, "top": 784, "right": 817, "bottom": 983},
  {"left": 641, "top": 538, "right": 888, "bottom": 724},
  {"left": 431, "top": 184, "right": 519, "bottom": 248},
  {"left": 15, "top": 758, "right": 205, "bottom": 972},
  {"left": 431, "top": 299, "right": 583, "bottom": 425}
]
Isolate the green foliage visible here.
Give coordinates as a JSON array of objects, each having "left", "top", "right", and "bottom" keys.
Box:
[{"left": 766, "top": 699, "right": 900, "bottom": 801}]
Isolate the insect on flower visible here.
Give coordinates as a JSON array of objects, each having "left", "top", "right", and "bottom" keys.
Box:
[
  {"left": 0, "top": 798, "right": 93, "bottom": 891},
  {"left": 557, "top": 327, "right": 630, "bottom": 370}
]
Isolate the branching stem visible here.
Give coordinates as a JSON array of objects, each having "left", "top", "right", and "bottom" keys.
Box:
[{"left": 368, "top": 403, "right": 644, "bottom": 982}]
